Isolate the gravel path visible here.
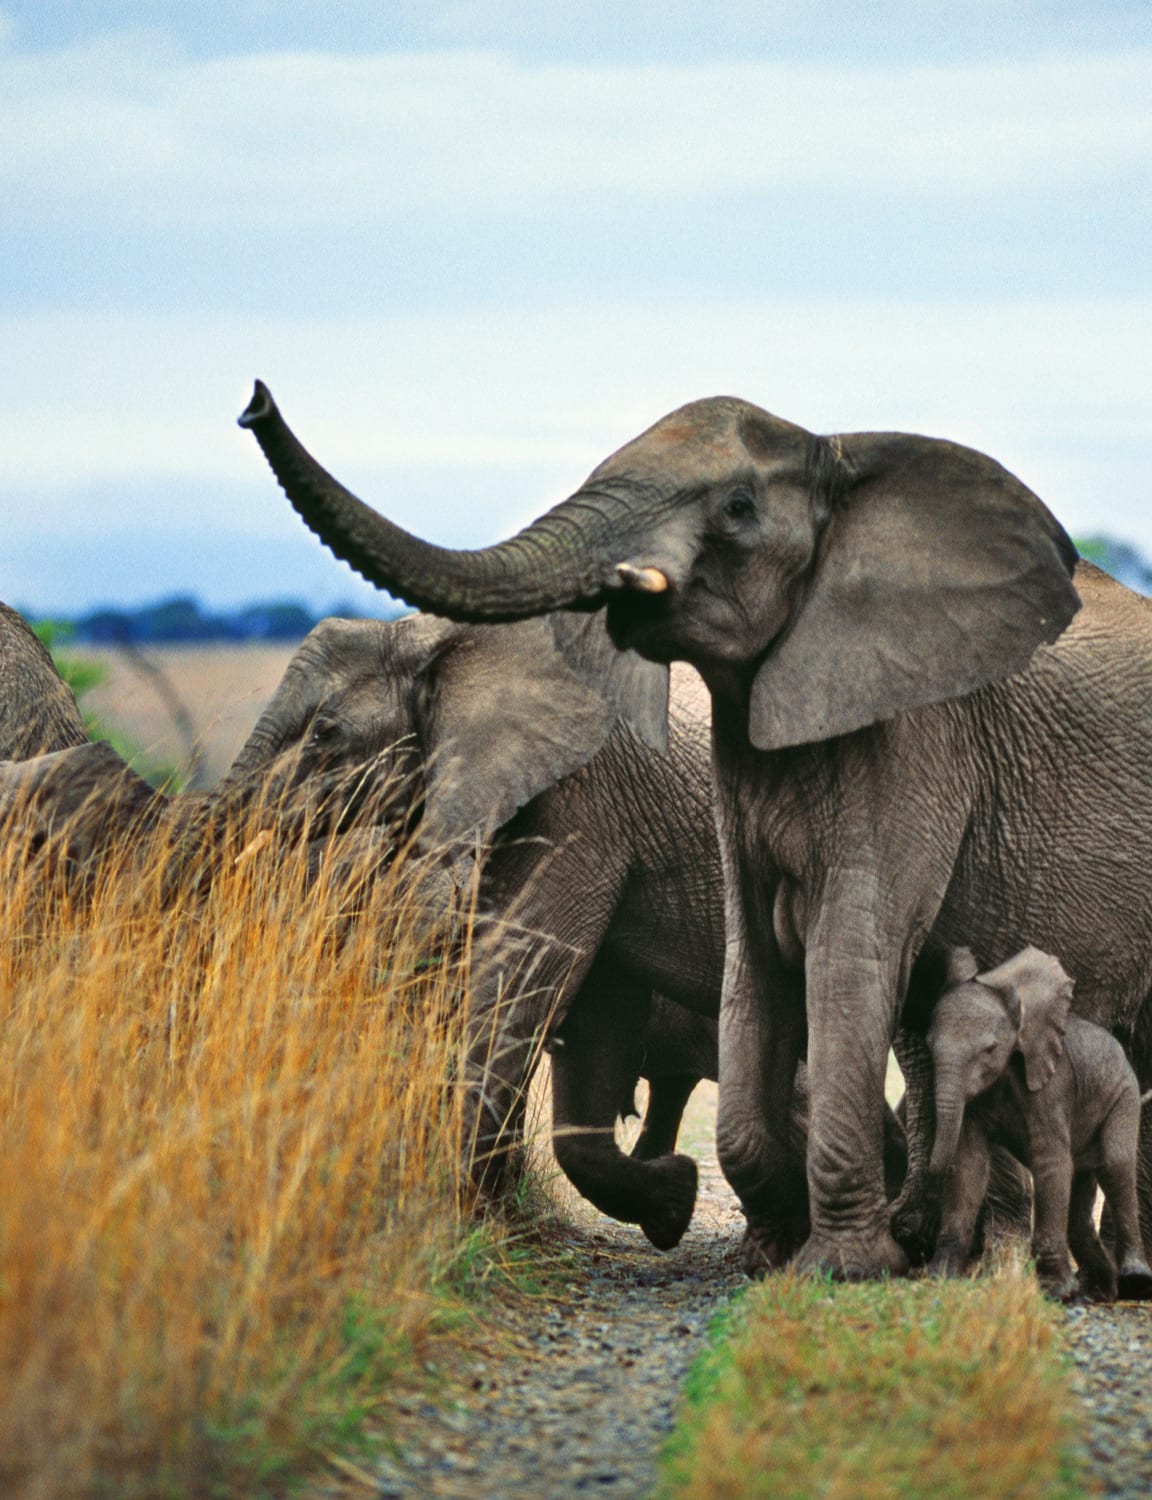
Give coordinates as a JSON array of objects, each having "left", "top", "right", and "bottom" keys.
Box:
[
  {"left": 319, "top": 1080, "right": 1152, "bottom": 1498},
  {"left": 1064, "top": 1301, "right": 1152, "bottom": 1499},
  {"left": 367, "top": 1089, "right": 745, "bottom": 1499}
]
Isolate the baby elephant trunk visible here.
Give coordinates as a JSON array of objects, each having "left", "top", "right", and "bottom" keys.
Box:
[{"left": 929, "top": 1069, "right": 967, "bottom": 1181}]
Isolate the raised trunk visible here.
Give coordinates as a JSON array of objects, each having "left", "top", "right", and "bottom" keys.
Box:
[{"left": 239, "top": 382, "right": 627, "bottom": 621}]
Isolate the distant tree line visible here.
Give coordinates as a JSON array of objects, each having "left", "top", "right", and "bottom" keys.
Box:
[
  {"left": 1075, "top": 536, "right": 1152, "bottom": 594},
  {"left": 34, "top": 594, "right": 407, "bottom": 646}
]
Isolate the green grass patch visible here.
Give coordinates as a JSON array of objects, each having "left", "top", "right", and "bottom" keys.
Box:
[{"left": 658, "top": 1255, "right": 1088, "bottom": 1500}]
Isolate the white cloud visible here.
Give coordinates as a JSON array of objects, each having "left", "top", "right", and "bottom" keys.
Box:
[
  {"left": 2, "top": 43, "right": 1150, "bottom": 230},
  {"left": 1, "top": 296, "right": 1147, "bottom": 543}
]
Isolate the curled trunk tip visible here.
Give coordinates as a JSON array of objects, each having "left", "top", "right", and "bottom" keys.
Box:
[
  {"left": 238, "top": 380, "right": 274, "bottom": 430},
  {"left": 236, "top": 380, "right": 629, "bottom": 623}
]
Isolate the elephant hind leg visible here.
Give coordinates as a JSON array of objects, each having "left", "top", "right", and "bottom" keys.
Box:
[
  {"left": 632, "top": 1074, "right": 699, "bottom": 1161},
  {"left": 1068, "top": 1170, "right": 1117, "bottom": 1302},
  {"left": 1096, "top": 1106, "right": 1152, "bottom": 1301},
  {"left": 551, "top": 968, "right": 698, "bottom": 1249}
]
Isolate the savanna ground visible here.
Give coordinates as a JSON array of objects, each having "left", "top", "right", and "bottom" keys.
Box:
[{"left": 2, "top": 643, "right": 1147, "bottom": 1496}]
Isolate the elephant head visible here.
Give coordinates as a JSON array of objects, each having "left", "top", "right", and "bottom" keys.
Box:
[
  {"left": 225, "top": 610, "right": 619, "bottom": 856},
  {"left": 239, "top": 383, "right": 1079, "bottom": 750},
  {"left": 926, "top": 944, "right": 1074, "bottom": 1178}
]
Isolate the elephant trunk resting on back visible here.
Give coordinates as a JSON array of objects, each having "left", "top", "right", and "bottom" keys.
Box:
[{"left": 240, "top": 380, "right": 1152, "bottom": 1282}]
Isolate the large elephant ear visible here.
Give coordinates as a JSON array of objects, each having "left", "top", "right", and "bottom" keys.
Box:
[
  {"left": 749, "top": 433, "right": 1081, "bottom": 750},
  {"left": 978, "top": 945, "right": 1074, "bottom": 1093},
  {"left": 415, "top": 616, "right": 618, "bottom": 853}
]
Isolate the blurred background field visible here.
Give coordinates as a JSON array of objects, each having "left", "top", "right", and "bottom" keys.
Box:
[{"left": 81, "top": 642, "right": 298, "bottom": 785}]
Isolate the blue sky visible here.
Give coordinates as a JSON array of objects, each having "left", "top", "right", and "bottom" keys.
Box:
[{"left": 1, "top": 2, "right": 1149, "bottom": 613}]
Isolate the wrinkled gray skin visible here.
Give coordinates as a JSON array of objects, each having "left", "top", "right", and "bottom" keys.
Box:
[
  {"left": 232, "top": 612, "right": 751, "bottom": 1246},
  {"left": 0, "top": 603, "right": 89, "bottom": 760},
  {"left": 0, "top": 606, "right": 163, "bottom": 880},
  {"left": 927, "top": 946, "right": 1152, "bottom": 1302},
  {"left": 240, "top": 382, "right": 1152, "bottom": 1285},
  {"left": 213, "top": 610, "right": 915, "bottom": 1245}
]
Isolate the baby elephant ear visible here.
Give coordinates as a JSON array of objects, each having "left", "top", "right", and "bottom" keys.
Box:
[
  {"left": 944, "top": 946, "right": 980, "bottom": 987},
  {"left": 978, "top": 945, "right": 1074, "bottom": 1092}
]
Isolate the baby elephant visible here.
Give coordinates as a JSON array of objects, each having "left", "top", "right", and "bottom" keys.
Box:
[{"left": 926, "top": 945, "right": 1152, "bottom": 1301}]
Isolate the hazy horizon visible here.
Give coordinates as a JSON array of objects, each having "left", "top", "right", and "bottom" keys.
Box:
[{"left": 2, "top": 2, "right": 1149, "bottom": 612}]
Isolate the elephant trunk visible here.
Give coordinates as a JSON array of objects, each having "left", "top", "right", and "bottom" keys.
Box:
[
  {"left": 928, "top": 1069, "right": 967, "bottom": 1180},
  {"left": 223, "top": 709, "right": 294, "bottom": 786},
  {"left": 221, "top": 651, "right": 319, "bottom": 786},
  {"left": 239, "top": 382, "right": 630, "bottom": 622}
]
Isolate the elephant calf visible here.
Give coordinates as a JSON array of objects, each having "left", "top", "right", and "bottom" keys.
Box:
[{"left": 926, "top": 946, "right": 1152, "bottom": 1301}]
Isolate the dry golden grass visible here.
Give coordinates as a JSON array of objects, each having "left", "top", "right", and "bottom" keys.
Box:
[
  {"left": 659, "top": 1250, "right": 1088, "bottom": 1500},
  {"left": 0, "top": 795, "right": 486, "bottom": 1499}
]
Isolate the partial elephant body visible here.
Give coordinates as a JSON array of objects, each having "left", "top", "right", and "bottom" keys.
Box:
[
  {"left": 708, "top": 563, "right": 1152, "bottom": 1275},
  {"left": 421, "top": 648, "right": 736, "bottom": 1246},
  {"left": 0, "top": 603, "right": 88, "bottom": 761}
]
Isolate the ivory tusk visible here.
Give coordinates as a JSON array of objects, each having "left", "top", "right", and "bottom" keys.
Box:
[{"left": 615, "top": 563, "right": 669, "bottom": 594}]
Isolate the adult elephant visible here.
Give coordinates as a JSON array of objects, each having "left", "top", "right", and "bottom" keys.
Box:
[
  {"left": 237, "top": 381, "right": 1140, "bottom": 1283},
  {"left": 0, "top": 601, "right": 735, "bottom": 1245},
  {"left": 225, "top": 609, "right": 731, "bottom": 1246}
]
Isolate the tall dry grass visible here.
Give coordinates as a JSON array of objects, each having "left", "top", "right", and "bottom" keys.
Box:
[{"left": 0, "top": 792, "right": 483, "bottom": 1498}]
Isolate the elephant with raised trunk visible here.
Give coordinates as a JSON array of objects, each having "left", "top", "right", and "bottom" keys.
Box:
[{"left": 237, "top": 379, "right": 1152, "bottom": 1285}]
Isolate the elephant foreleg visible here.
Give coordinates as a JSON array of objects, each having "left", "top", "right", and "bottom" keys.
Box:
[
  {"left": 461, "top": 917, "right": 595, "bottom": 1198},
  {"left": 793, "top": 924, "right": 909, "bottom": 1281},
  {"left": 716, "top": 939, "right": 810, "bottom": 1277},
  {"left": 550, "top": 967, "right": 698, "bottom": 1250}
]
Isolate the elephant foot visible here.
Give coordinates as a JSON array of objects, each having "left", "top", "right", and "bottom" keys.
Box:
[
  {"left": 889, "top": 1187, "right": 941, "bottom": 1268},
  {"left": 1116, "top": 1257, "right": 1152, "bottom": 1301},
  {"left": 793, "top": 1228, "right": 909, "bottom": 1282},
  {"left": 1039, "top": 1270, "right": 1080, "bottom": 1303},
  {"left": 1077, "top": 1267, "right": 1117, "bottom": 1303},
  {"left": 925, "top": 1245, "right": 970, "bottom": 1279},
  {"left": 740, "top": 1223, "right": 796, "bottom": 1279},
  {"left": 1035, "top": 1253, "right": 1079, "bottom": 1302},
  {"left": 638, "top": 1154, "right": 698, "bottom": 1250}
]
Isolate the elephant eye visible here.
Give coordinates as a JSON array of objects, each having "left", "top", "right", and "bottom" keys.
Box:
[
  {"left": 310, "top": 716, "right": 340, "bottom": 745},
  {"left": 722, "top": 489, "right": 756, "bottom": 521}
]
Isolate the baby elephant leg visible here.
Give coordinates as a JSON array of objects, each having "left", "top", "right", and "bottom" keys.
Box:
[
  {"left": 928, "top": 1117, "right": 990, "bottom": 1278},
  {"left": 1067, "top": 1170, "right": 1117, "bottom": 1302},
  {"left": 1030, "top": 1150, "right": 1078, "bottom": 1300},
  {"left": 1096, "top": 1101, "right": 1152, "bottom": 1300}
]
